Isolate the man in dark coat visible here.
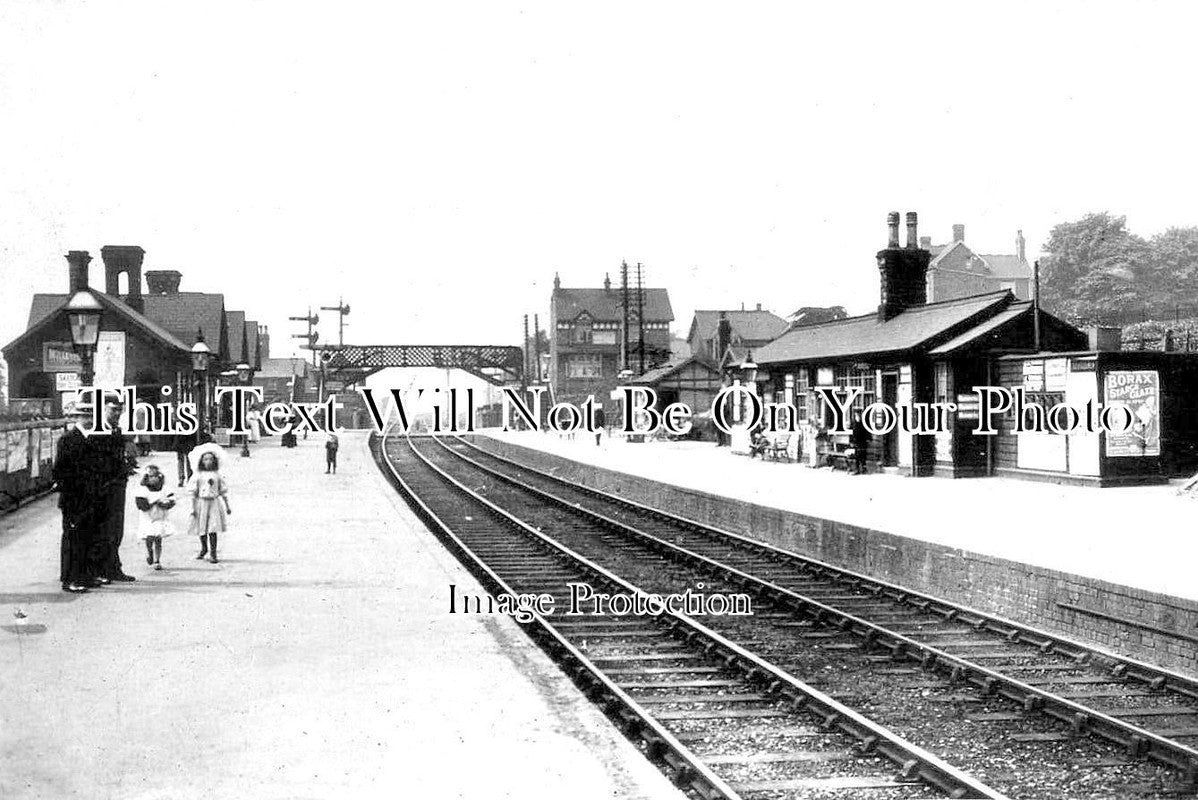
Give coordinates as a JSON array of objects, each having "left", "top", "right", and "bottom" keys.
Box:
[
  {"left": 53, "top": 403, "right": 101, "bottom": 593},
  {"left": 850, "top": 411, "right": 870, "bottom": 475},
  {"left": 593, "top": 405, "right": 606, "bottom": 446},
  {"left": 90, "top": 397, "right": 137, "bottom": 583}
]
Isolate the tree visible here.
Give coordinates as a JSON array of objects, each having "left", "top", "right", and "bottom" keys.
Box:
[
  {"left": 1145, "top": 227, "right": 1198, "bottom": 313},
  {"left": 1039, "top": 213, "right": 1150, "bottom": 322}
]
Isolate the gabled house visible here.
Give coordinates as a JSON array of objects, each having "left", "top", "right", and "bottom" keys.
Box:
[
  {"left": 549, "top": 272, "right": 674, "bottom": 405},
  {"left": 686, "top": 306, "right": 788, "bottom": 363},
  {"left": 921, "top": 224, "right": 1034, "bottom": 302}
]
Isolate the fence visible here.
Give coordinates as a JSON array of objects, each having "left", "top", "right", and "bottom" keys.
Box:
[{"left": 0, "top": 418, "right": 66, "bottom": 512}]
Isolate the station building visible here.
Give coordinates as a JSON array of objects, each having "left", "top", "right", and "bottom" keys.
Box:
[
  {"left": 755, "top": 212, "right": 1088, "bottom": 478},
  {"left": 3, "top": 247, "right": 268, "bottom": 418}
]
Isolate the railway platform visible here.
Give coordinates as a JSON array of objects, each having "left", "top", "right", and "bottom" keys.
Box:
[
  {"left": 477, "top": 429, "right": 1198, "bottom": 676},
  {"left": 483, "top": 429, "right": 1194, "bottom": 601},
  {"left": 0, "top": 432, "right": 685, "bottom": 800}
]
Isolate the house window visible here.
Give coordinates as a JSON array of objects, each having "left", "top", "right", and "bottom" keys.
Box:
[
  {"left": 567, "top": 354, "right": 603, "bottom": 379},
  {"left": 572, "top": 318, "right": 592, "bottom": 344}
]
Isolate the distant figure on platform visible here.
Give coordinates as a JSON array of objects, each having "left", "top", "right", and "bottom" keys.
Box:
[
  {"left": 135, "top": 465, "right": 176, "bottom": 571},
  {"left": 188, "top": 448, "right": 232, "bottom": 563},
  {"left": 850, "top": 411, "right": 870, "bottom": 475},
  {"left": 54, "top": 402, "right": 101, "bottom": 593},
  {"left": 325, "top": 432, "right": 339, "bottom": 474},
  {"left": 247, "top": 407, "right": 262, "bottom": 443},
  {"left": 593, "top": 406, "right": 606, "bottom": 446},
  {"left": 173, "top": 429, "right": 197, "bottom": 487}
]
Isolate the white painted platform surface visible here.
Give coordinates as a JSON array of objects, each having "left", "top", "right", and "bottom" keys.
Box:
[
  {"left": 482, "top": 429, "right": 1198, "bottom": 603},
  {"left": 0, "top": 432, "right": 685, "bottom": 800}
]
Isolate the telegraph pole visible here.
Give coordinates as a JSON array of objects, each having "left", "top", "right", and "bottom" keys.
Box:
[
  {"left": 636, "top": 262, "right": 646, "bottom": 374},
  {"left": 320, "top": 298, "right": 351, "bottom": 346}
]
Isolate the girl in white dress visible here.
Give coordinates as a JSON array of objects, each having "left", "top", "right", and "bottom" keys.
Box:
[
  {"left": 134, "top": 465, "right": 176, "bottom": 570},
  {"left": 187, "top": 451, "right": 232, "bottom": 563}
]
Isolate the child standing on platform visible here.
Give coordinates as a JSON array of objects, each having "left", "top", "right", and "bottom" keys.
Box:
[
  {"left": 325, "top": 433, "right": 339, "bottom": 474},
  {"left": 188, "top": 451, "right": 232, "bottom": 563},
  {"left": 135, "top": 465, "right": 176, "bottom": 570}
]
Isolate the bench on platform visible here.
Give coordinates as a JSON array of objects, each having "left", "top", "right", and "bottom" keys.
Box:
[
  {"left": 764, "top": 435, "right": 792, "bottom": 462},
  {"left": 823, "top": 434, "right": 854, "bottom": 471}
]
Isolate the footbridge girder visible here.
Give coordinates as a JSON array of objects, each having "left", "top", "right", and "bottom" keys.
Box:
[{"left": 313, "top": 344, "right": 524, "bottom": 386}]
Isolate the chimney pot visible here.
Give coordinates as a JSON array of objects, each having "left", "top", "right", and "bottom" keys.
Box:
[
  {"left": 887, "top": 212, "right": 900, "bottom": 248},
  {"left": 66, "top": 251, "right": 92, "bottom": 293},
  {"left": 952, "top": 224, "right": 965, "bottom": 243},
  {"left": 1016, "top": 229, "right": 1026, "bottom": 261},
  {"left": 756, "top": 302, "right": 762, "bottom": 311},
  {"left": 145, "top": 269, "right": 183, "bottom": 295},
  {"left": 905, "top": 212, "right": 918, "bottom": 249}
]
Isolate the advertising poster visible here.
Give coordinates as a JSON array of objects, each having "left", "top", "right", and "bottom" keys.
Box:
[
  {"left": 6, "top": 430, "right": 29, "bottom": 473},
  {"left": 1105, "top": 370, "right": 1161, "bottom": 457},
  {"left": 93, "top": 331, "right": 126, "bottom": 389}
]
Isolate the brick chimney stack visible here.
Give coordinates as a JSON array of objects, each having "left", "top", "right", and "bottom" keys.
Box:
[
  {"left": 101, "top": 245, "right": 146, "bottom": 313},
  {"left": 952, "top": 224, "right": 965, "bottom": 243},
  {"left": 66, "top": 251, "right": 91, "bottom": 293},
  {"left": 1016, "top": 229, "right": 1026, "bottom": 261},
  {"left": 877, "top": 211, "right": 931, "bottom": 322},
  {"left": 145, "top": 269, "right": 182, "bottom": 294}
]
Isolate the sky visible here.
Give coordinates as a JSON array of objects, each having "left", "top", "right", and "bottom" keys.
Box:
[{"left": 3, "top": 2, "right": 1198, "bottom": 359}]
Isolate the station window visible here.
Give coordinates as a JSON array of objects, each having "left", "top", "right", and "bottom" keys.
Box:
[
  {"left": 567, "top": 354, "right": 603, "bottom": 379},
  {"left": 834, "top": 364, "right": 876, "bottom": 412},
  {"left": 934, "top": 362, "right": 950, "bottom": 405},
  {"left": 793, "top": 369, "right": 811, "bottom": 422}
]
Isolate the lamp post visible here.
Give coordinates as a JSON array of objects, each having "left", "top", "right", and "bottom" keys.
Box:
[
  {"left": 191, "top": 330, "right": 211, "bottom": 435},
  {"left": 66, "top": 291, "right": 103, "bottom": 389},
  {"left": 236, "top": 362, "right": 253, "bottom": 457}
]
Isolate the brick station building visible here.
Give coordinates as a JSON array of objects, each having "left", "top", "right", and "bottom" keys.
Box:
[{"left": 4, "top": 247, "right": 268, "bottom": 423}]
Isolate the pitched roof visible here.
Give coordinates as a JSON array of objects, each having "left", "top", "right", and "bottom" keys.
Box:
[
  {"left": 257, "top": 357, "right": 309, "bottom": 379},
  {"left": 143, "top": 293, "right": 226, "bottom": 355},
  {"left": 978, "top": 254, "right": 1033, "bottom": 280},
  {"left": 6, "top": 289, "right": 189, "bottom": 356},
  {"left": 244, "top": 320, "right": 260, "bottom": 369},
  {"left": 28, "top": 291, "right": 227, "bottom": 356},
  {"left": 554, "top": 287, "right": 673, "bottom": 322},
  {"left": 629, "top": 356, "right": 719, "bottom": 385},
  {"left": 929, "top": 240, "right": 1033, "bottom": 280},
  {"left": 690, "top": 310, "right": 789, "bottom": 344},
  {"left": 226, "top": 311, "right": 246, "bottom": 363},
  {"left": 927, "top": 302, "right": 1031, "bottom": 355},
  {"left": 755, "top": 292, "right": 1013, "bottom": 365}
]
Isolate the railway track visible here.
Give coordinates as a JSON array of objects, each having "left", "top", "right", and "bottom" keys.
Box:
[
  {"left": 410, "top": 433, "right": 1198, "bottom": 797},
  {"left": 375, "top": 431, "right": 1003, "bottom": 800}
]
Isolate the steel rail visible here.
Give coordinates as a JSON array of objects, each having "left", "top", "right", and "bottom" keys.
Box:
[
  {"left": 372, "top": 432, "right": 739, "bottom": 800},
  {"left": 443, "top": 434, "right": 1198, "bottom": 781},
  {"left": 457, "top": 435, "right": 1198, "bottom": 699},
  {"left": 386, "top": 432, "right": 1006, "bottom": 800}
]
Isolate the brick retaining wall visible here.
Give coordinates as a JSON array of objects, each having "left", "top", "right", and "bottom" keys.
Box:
[{"left": 475, "top": 435, "right": 1198, "bottom": 676}]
